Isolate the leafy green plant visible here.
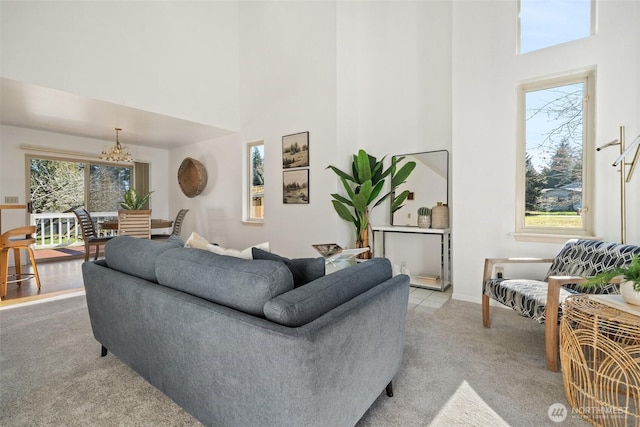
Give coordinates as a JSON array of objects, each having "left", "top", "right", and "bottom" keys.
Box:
[
  {"left": 326, "top": 149, "right": 415, "bottom": 254},
  {"left": 586, "top": 255, "right": 640, "bottom": 292},
  {"left": 418, "top": 207, "right": 431, "bottom": 216},
  {"left": 120, "top": 188, "right": 153, "bottom": 210}
]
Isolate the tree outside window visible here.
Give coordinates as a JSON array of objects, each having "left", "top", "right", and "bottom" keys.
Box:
[{"left": 30, "top": 157, "right": 131, "bottom": 213}]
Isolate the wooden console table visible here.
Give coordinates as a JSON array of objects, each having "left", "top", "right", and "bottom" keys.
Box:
[
  {"left": 371, "top": 225, "right": 451, "bottom": 291},
  {"left": 560, "top": 295, "right": 640, "bottom": 426}
]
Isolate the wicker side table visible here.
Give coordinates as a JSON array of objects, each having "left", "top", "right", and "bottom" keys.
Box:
[{"left": 560, "top": 295, "right": 640, "bottom": 426}]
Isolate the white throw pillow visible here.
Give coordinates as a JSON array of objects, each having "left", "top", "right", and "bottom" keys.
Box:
[
  {"left": 205, "top": 241, "right": 270, "bottom": 259},
  {"left": 184, "top": 232, "right": 211, "bottom": 250}
]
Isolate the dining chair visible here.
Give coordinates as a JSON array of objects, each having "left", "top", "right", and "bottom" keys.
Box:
[
  {"left": 73, "top": 209, "right": 114, "bottom": 262},
  {"left": 1, "top": 226, "right": 41, "bottom": 298},
  {"left": 151, "top": 209, "right": 189, "bottom": 240},
  {"left": 118, "top": 210, "right": 152, "bottom": 239}
]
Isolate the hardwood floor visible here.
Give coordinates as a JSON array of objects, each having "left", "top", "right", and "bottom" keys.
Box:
[{"left": 1, "top": 256, "right": 86, "bottom": 307}]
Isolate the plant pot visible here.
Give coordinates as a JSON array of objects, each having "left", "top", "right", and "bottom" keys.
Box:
[
  {"left": 620, "top": 280, "right": 640, "bottom": 306},
  {"left": 418, "top": 215, "right": 431, "bottom": 228}
]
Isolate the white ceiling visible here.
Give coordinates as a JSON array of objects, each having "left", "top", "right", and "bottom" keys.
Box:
[{"left": 0, "top": 78, "right": 234, "bottom": 149}]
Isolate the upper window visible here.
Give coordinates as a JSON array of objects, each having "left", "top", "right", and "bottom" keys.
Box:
[
  {"left": 245, "top": 141, "right": 264, "bottom": 222},
  {"left": 516, "top": 70, "right": 595, "bottom": 239},
  {"left": 519, "top": 0, "right": 594, "bottom": 54}
]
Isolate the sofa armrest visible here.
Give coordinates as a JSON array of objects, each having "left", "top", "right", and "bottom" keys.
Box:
[{"left": 482, "top": 257, "right": 555, "bottom": 283}]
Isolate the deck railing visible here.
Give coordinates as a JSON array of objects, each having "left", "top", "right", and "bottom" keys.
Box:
[{"left": 30, "top": 211, "right": 117, "bottom": 249}]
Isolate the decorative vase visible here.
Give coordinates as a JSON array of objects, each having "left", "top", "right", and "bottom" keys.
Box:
[
  {"left": 418, "top": 215, "right": 431, "bottom": 229},
  {"left": 431, "top": 202, "right": 449, "bottom": 229},
  {"left": 620, "top": 280, "right": 640, "bottom": 306}
]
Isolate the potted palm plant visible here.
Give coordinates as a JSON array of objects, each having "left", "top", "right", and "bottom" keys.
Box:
[
  {"left": 326, "top": 149, "right": 415, "bottom": 258},
  {"left": 587, "top": 255, "right": 640, "bottom": 306}
]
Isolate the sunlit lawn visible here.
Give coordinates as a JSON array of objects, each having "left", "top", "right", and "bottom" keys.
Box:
[{"left": 525, "top": 213, "right": 582, "bottom": 228}]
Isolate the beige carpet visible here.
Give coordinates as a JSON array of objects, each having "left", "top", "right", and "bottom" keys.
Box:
[{"left": 0, "top": 294, "right": 589, "bottom": 426}]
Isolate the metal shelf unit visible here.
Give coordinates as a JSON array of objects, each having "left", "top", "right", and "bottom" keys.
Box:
[{"left": 371, "top": 225, "right": 451, "bottom": 291}]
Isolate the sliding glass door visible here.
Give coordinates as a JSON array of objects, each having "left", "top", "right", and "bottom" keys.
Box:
[
  {"left": 28, "top": 155, "right": 134, "bottom": 251},
  {"left": 29, "top": 156, "right": 132, "bottom": 214}
]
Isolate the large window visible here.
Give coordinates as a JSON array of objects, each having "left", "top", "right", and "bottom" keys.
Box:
[
  {"left": 29, "top": 155, "right": 133, "bottom": 213},
  {"left": 519, "top": 0, "right": 594, "bottom": 54},
  {"left": 516, "top": 70, "right": 595, "bottom": 239},
  {"left": 245, "top": 141, "right": 264, "bottom": 222}
]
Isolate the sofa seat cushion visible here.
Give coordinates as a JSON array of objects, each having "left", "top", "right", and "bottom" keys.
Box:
[
  {"left": 155, "top": 247, "right": 294, "bottom": 317},
  {"left": 483, "top": 278, "right": 580, "bottom": 324},
  {"left": 104, "top": 236, "right": 184, "bottom": 283},
  {"left": 252, "top": 247, "right": 325, "bottom": 288},
  {"left": 263, "top": 258, "right": 392, "bottom": 327}
]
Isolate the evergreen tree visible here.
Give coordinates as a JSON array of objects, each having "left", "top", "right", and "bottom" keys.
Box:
[
  {"left": 525, "top": 155, "right": 546, "bottom": 210},
  {"left": 89, "top": 165, "right": 131, "bottom": 211},
  {"left": 543, "top": 139, "right": 577, "bottom": 189},
  {"left": 252, "top": 147, "right": 264, "bottom": 186}
]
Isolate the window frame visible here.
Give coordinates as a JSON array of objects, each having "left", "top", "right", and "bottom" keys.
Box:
[
  {"left": 243, "top": 140, "right": 265, "bottom": 224},
  {"left": 514, "top": 69, "right": 596, "bottom": 242}
]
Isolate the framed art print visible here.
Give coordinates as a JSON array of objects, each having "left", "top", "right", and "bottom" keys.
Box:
[
  {"left": 282, "top": 131, "right": 309, "bottom": 169},
  {"left": 283, "top": 169, "right": 309, "bottom": 204}
]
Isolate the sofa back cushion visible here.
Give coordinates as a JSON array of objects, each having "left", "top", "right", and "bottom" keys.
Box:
[
  {"left": 547, "top": 239, "right": 640, "bottom": 278},
  {"left": 104, "top": 236, "right": 184, "bottom": 282},
  {"left": 263, "top": 258, "right": 393, "bottom": 327},
  {"left": 155, "top": 247, "right": 294, "bottom": 316}
]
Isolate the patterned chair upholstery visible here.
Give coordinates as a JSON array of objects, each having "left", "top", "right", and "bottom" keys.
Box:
[{"left": 482, "top": 239, "right": 640, "bottom": 372}]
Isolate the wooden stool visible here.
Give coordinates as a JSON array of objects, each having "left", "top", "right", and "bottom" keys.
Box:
[{"left": 0, "top": 226, "right": 41, "bottom": 298}]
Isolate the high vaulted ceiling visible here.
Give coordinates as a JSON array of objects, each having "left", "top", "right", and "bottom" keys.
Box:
[{"left": 0, "top": 78, "right": 234, "bottom": 149}]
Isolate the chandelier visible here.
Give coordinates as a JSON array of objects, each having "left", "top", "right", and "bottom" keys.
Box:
[{"left": 100, "top": 128, "right": 134, "bottom": 162}]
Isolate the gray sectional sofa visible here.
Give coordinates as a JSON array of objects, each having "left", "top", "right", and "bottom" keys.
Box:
[{"left": 82, "top": 236, "right": 410, "bottom": 427}]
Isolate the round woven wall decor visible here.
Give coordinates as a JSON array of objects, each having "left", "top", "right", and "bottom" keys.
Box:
[{"left": 178, "top": 157, "right": 208, "bottom": 198}]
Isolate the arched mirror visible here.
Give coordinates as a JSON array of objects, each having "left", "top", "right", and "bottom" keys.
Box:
[{"left": 391, "top": 150, "right": 449, "bottom": 226}]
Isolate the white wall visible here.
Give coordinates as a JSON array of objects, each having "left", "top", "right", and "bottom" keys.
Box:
[
  {"left": 0, "top": 0, "right": 240, "bottom": 130},
  {"left": 167, "top": 1, "right": 339, "bottom": 258},
  {"left": 451, "top": 0, "right": 640, "bottom": 303},
  {"left": 0, "top": 125, "right": 170, "bottom": 232},
  {"left": 166, "top": 0, "right": 454, "bottom": 261},
  {"left": 337, "top": 0, "right": 453, "bottom": 189},
  {"left": 336, "top": 0, "right": 453, "bottom": 273}
]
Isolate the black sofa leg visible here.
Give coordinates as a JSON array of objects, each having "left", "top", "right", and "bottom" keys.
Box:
[
  {"left": 101, "top": 345, "right": 108, "bottom": 357},
  {"left": 386, "top": 381, "right": 393, "bottom": 397}
]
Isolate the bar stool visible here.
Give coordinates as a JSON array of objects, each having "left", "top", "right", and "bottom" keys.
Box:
[{"left": 0, "top": 226, "right": 41, "bottom": 298}]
